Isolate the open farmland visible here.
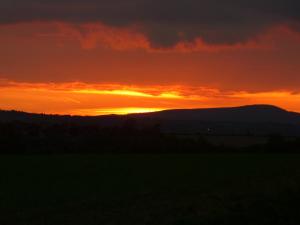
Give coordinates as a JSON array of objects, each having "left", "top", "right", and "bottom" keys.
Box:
[{"left": 0, "top": 154, "right": 300, "bottom": 225}]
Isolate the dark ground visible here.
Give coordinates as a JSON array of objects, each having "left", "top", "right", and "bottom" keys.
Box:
[{"left": 1, "top": 154, "right": 300, "bottom": 225}]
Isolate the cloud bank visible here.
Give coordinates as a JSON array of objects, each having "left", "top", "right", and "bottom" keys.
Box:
[{"left": 1, "top": 0, "right": 300, "bottom": 48}]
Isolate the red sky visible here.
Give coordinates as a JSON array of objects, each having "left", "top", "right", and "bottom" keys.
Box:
[{"left": 1, "top": 19, "right": 300, "bottom": 115}]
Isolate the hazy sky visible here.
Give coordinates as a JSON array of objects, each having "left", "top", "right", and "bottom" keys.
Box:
[{"left": 1, "top": 1, "right": 300, "bottom": 114}]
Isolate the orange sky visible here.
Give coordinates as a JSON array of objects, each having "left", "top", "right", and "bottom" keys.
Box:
[
  {"left": 1, "top": 80, "right": 300, "bottom": 115},
  {"left": 1, "top": 22, "right": 300, "bottom": 115}
]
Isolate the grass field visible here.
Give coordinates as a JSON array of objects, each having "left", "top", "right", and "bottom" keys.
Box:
[{"left": 1, "top": 154, "right": 300, "bottom": 225}]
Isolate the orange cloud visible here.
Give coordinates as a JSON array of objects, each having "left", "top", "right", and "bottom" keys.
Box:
[
  {"left": 35, "top": 22, "right": 300, "bottom": 53},
  {"left": 2, "top": 22, "right": 300, "bottom": 92},
  {"left": 1, "top": 21, "right": 300, "bottom": 66},
  {"left": 49, "top": 22, "right": 276, "bottom": 52},
  {"left": 55, "top": 23, "right": 151, "bottom": 50}
]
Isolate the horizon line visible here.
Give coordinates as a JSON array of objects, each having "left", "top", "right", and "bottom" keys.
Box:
[{"left": 0, "top": 104, "right": 292, "bottom": 117}]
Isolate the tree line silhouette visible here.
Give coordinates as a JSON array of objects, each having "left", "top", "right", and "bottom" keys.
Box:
[{"left": 1, "top": 120, "right": 300, "bottom": 154}]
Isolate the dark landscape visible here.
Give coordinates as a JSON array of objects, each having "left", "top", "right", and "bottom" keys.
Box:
[
  {"left": 1, "top": 105, "right": 300, "bottom": 224},
  {"left": 1, "top": 105, "right": 300, "bottom": 154},
  {"left": 1, "top": 154, "right": 300, "bottom": 225}
]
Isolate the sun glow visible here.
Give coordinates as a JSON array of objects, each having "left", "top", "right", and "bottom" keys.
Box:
[
  {"left": 2, "top": 80, "right": 300, "bottom": 115},
  {"left": 72, "top": 89, "right": 153, "bottom": 98},
  {"left": 72, "top": 89, "right": 183, "bottom": 99},
  {"left": 76, "top": 107, "right": 164, "bottom": 115}
]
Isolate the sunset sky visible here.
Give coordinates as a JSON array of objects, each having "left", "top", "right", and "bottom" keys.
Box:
[{"left": 1, "top": 0, "right": 300, "bottom": 115}]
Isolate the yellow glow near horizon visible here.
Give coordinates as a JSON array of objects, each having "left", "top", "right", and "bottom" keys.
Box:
[
  {"left": 72, "top": 89, "right": 183, "bottom": 99},
  {"left": 2, "top": 80, "right": 300, "bottom": 115},
  {"left": 75, "top": 107, "right": 165, "bottom": 116},
  {"left": 72, "top": 89, "right": 152, "bottom": 97}
]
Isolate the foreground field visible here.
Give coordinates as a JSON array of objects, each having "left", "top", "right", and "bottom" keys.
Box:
[{"left": 1, "top": 154, "right": 300, "bottom": 225}]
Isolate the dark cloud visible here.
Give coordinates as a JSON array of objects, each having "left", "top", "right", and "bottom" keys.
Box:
[{"left": 1, "top": 0, "right": 300, "bottom": 47}]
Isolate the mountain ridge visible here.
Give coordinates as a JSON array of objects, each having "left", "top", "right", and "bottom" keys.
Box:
[
  {"left": 135, "top": 104, "right": 300, "bottom": 123},
  {"left": 1, "top": 105, "right": 300, "bottom": 136},
  {"left": 0, "top": 104, "right": 299, "bottom": 122}
]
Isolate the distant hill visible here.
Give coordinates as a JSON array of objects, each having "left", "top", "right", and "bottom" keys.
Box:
[
  {"left": 136, "top": 105, "right": 300, "bottom": 135},
  {"left": 1, "top": 105, "right": 300, "bottom": 136},
  {"left": 139, "top": 105, "right": 300, "bottom": 123}
]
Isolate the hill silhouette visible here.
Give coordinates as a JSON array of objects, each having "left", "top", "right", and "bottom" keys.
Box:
[
  {"left": 1, "top": 105, "right": 300, "bottom": 136},
  {"left": 2, "top": 105, "right": 300, "bottom": 154},
  {"left": 138, "top": 105, "right": 300, "bottom": 123},
  {"left": 1, "top": 105, "right": 299, "bottom": 122}
]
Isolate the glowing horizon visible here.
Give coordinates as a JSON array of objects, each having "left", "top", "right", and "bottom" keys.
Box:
[{"left": 1, "top": 80, "right": 300, "bottom": 116}]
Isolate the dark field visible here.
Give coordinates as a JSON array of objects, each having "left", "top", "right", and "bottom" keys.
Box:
[{"left": 1, "top": 154, "right": 300, "bottom": 225}]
